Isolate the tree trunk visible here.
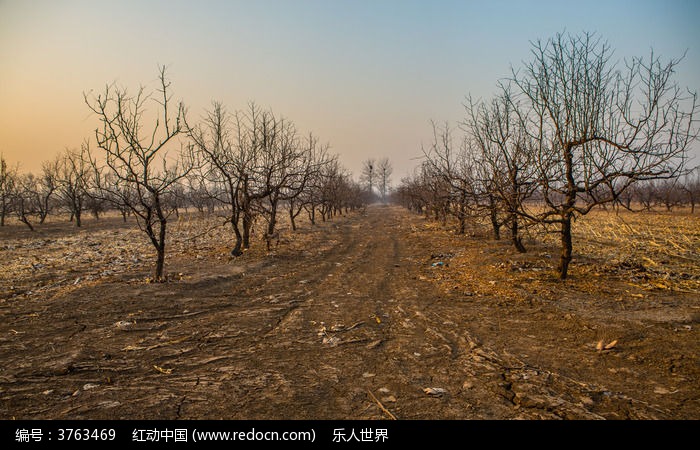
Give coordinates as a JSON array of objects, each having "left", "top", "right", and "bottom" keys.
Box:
[
  {"left": 490, "top": 216, "right": 500, "bottom": 240},
  {"left": 511, "top": 215, "right": 526, "bottom": 253},
  {"left": 457, "top": 192, "right": 467, "bottom": 235},
  {"left": 267, "top": 201, "right": 278, "bottom": 236},
  {"left": 154, "top": 218, "right": 167, "bottom": 282},
  {"left": 20, "top": 213, "right": 34, "bottom": 231},
  {"left": 488, "top": 194, "right": 500, "bottom": 240},
  {"left": 558, "top": 215, "right": 573, "bottom": 280},
  {"left": 458, "top": 215, "right": 466, "bottom": 235},
  {"left": 155, "top": 248, "right": 165, "bottom": 282},
  {"left": 242, "top": 213, "right": 252, "bottom": 249},
  {"left": 230, "top": 216, "right": 244, "bottom": 257}
]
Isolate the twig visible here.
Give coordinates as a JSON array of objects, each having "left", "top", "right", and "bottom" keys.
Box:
[
  {"left": 367, "top": 389, "right": 397, "bottom": 420},
  {"left": 122, "top": 335, "right": 191, "bottom": 351},
  {"left": 337, "top": 337, "right": 371, "bottom": 346},
  {"left": 135, "top": 311, "right": 205, "bottom": 322}
]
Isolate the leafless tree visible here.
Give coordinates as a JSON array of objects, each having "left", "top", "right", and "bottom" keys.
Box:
[
  {"left": 360, "top": 158, "right": 376, "bottom": 200},
  {"left": 56, "top": 145, "right": 92, "bottom": 227},
  {"left": 314, "top": 158, "right": 356, "bottom": 221},
  {"left": 680, "top": 167, "right": 700, "bottom": 213},
  {"left": 287, "top": 133, "right": 331, "bottom": 231},
  {"left": 187, "top": 101, "right": 248, "bottom": 255},
  {"left": 377, "top": 157, "right": 393, "bottom": 203},
  {"left": 394, "top": 170, "right": 429, "bottom": 214},
  {"left": 512, "top": 32, "right": 698, "bottom": 279},
  {"left": 85, "top": 66, "right": 191, "bottom": 282},
  {"left": 655, "top": 179, "right": 684, "bottom": 211},
  {"left": 235, "top": 103, "right": 280, "bottom": 253},
  {"left": 421, "top": 121, "right": 476, "bottom": 233},
  {"left": 634, "top": 180, "right": 658, "bottom": 211},
  {"left": 34, "top": 159, "right": 60, "bottom": 224},
  {"left": 11, "top": 173, "right": 39, "bottom": 231},
  {"left": 255, "top": 113, "right": 309, "bottom": 250},
  {"left": 0, "top": 155, "right": 16, "bottom": 226},
  {"left": 182, "top": 171, "right": 216, "bottom": 215},
  {"left": 464, "top": 87, "right": 538, "bottom": 252}
]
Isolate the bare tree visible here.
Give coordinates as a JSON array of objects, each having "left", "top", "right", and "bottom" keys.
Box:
[
  {"left": 680, "top": 167, "right": 700, "bottom": 213},
  {"left": 634, "top": 180, "right": 658, "bottom": 211},
  {"left": 236, "top": 103, "right": 280, "bottom": 253},
  {"left": 512, "top": 32, "right": 698, "bottom": 279},
  {"left": 394, "top": 170, "right": 429, "bottom": 215},
  {"left": 377, "top": 157, "right": 393, "bottom": 203},
  {"left": 187, "top": 101, "right": 255, "bottom": 256},
  {"left": 0, "top": 155, "right": 15, "bottom": 226},
  {"left": 421, "top": 121, "right": 476, "bottom": 234},
  {"left": 56, "top": 145, "right": 92, "bottom": 227},
  {"left": 360, "top": 158, "right": 376, "bottom": 200},
  {"left": 34, "top": 159, "right": 60, "bottom": 224},
  {"left": 655, "top": 179, "right": 684, "bottom": 211},
  {"left": 8, "top": 165, "right": 58, "bottom": 227},
  {"left": 287, "top": 133, "right": 330, "bottom": 231},
  {"left": 315, "top": 157, "right": 352, "bottom": 221},
  {"left": 85, "top": 66, "right": 191, "bottom": 282},
  {"left": 11, "top": 173, "right": 39, "bottom": 231},
  {"left": 256, "top": 113, "right": 306, "bottom": 249},
  {"left": 464, "top": 87, "right": 538, "bottom": 252}
]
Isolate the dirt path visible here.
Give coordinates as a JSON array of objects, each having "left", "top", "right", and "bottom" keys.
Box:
[{"left": 1, "top": 205, "right": 697, "bottom": 419}]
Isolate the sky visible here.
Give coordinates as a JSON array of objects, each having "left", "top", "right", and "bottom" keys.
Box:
[{"left": 1, "top": 0, "right": 699, "bottom": 182}]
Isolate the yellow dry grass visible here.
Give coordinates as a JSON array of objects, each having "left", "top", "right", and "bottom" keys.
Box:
[{"left": 414, "top": 208, "right": 699, "bottom": 303}]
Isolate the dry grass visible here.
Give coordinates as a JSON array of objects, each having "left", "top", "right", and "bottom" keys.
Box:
[
  {"left": 411, "top": 208, "right": 700, "bottom": 304},
  {"left": 572, "top": 209, "right": 699, "bottom": 294},
  {"left": 0, "top": 209, "right": 338, "bottom": 301}
]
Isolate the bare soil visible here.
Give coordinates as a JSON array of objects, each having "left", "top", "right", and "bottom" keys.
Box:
[{"left": 1, "top": 205, "right": 698, "bottom": 420}]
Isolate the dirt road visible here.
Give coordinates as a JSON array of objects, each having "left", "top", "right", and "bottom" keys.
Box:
[{"left": 1, "top": 205, "right": 697, "bottom": 419}]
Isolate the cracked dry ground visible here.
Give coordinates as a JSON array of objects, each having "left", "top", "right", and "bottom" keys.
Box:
[{"left": 1, "top": 205, "right": 698, "bottom": 420}]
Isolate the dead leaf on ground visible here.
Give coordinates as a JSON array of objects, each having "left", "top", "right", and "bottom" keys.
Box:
[
  {"left": 604, "top": 339, "right": 618, "bottom": 350},
  {"left": 153, "top": 365, "right": 172, "bottom": 374}
]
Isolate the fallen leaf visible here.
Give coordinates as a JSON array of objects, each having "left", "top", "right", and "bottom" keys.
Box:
[
  {"left": 595, "top": 340, "right": 604, "bottom": 351},
  {"left": 653, "top": 386, "right": 677, "bottom": 395},
  {"left": 366, "top": 339, "right": 383, "bottom": 349},
  {"left": 153, "top": 365, "right": 172, "bottom": 374},
  {"left": 604, "top": 340, "right": 618, "bottom": 350}
]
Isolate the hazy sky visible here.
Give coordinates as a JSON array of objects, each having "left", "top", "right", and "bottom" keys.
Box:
[{"left": 1, "top": 0, "right": 699, "bottom": 180}]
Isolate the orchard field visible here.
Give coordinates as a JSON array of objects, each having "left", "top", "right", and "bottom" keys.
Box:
[{"left": 1, "top": 204, "right": 697, "bottom": 420}]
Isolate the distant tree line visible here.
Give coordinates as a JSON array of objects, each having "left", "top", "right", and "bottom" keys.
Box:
[
  {"left": 395, "top": 32, "right": 699, "bottom": 280},
  {"left": 1, "top": 66, "right": 371, "bottom": 281}
]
